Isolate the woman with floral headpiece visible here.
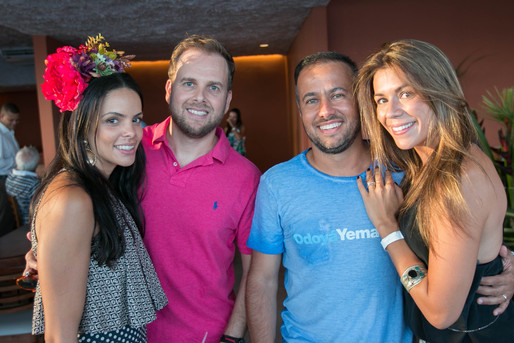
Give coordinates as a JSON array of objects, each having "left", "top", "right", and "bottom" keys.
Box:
[
  {"left": 28, "top": 36, "right": 167, "bottom": 342},
  {"left": 356, "top": 39, "right": 514, "bottom": 342}
]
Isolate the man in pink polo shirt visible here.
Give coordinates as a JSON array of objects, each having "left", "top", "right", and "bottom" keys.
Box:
[{"left": 141, "top": 35, "right": 261, "bottom": 343}]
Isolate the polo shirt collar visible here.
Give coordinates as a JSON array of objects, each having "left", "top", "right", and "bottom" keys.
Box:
[
  {"left": 149, "top": 117, "right": 171, "bottom": 145},
  {"left": 211, "top": 127, "right": 230, "bottom": 164}
]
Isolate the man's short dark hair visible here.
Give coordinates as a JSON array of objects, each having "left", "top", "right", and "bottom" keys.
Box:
[
  {"left": 294, "top": 52, "right": 358, "bottom": 103},
  {"left": 1, "top": 103, "right": 20, "bottom": 114},
  {"left": 294, "top": 52, "right": 358, "bottom": 87}
]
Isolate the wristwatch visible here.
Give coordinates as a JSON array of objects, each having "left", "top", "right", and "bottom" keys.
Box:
[{"left": 220, "top": 334, "right": 245, "bottom": 343}]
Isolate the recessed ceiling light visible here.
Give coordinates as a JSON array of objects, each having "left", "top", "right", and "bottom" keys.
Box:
[{"left": 259, "top": 43, "right": 269, "bottom": 48}]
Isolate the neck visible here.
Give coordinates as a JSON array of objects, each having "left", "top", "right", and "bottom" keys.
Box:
[
  {"left": 307, "top": 139, "right": 371, "bottom": 177},
  {"left": 167, "top": 121, "right": 219, "bottom": 167},
  {"left": 414, "top": 145, "right": 435, "bottom": 165}
]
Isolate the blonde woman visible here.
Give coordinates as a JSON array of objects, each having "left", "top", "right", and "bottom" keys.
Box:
[{"left": 356, "top": 39, "right": 514, "bottom": 342}]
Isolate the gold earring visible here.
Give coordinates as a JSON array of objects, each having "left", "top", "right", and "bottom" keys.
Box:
[{"left": 84, "top": 140, "right": 97, "bottom": 166}]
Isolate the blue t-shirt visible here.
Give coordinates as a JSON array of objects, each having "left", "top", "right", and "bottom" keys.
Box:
[{"left": 247, "top": 150, "right": 412, "bottom": 343}]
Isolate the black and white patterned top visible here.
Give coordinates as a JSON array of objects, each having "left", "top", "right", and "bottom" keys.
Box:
[{"left": 31, "top": 183, "right": 168, "bottom": 335}]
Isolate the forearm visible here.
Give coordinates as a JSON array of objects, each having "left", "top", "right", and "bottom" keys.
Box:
[
  {"left": 246, "top": 274, "right": 278, "bottom": 342},
  {"left": 223, "top": 275, "right": 248, "bottom": 337},
  {"left": 223, "top": 253, "right": 252, "bottom": 339},
  {"left": 386, "top": 236, "right": 474, "bottom": 329}
]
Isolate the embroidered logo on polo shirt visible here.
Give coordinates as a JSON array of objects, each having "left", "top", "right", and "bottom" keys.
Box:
[{"left": 213, "top": 201, "right": 218, "bottom": 210}]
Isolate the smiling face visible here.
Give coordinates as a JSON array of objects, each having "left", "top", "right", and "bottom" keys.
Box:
[
  {"left": 297, "top": 61, "right": 360, "bottom": 155},
  {"left": 165, "top": 48, "right": 232, "bottom": 138},
  {"left": 228, "top": 110, "right": 237, "bottom": 125},
  {"left": 373, "top": 67, "right": 436, "bottom": 160},
  {"left": 88, "top": 87, "right": 143, "bottom": 178}
]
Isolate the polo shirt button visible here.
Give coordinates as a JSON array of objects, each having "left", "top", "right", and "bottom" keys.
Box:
[{"left": 173, "top": 162, "right": 178, "bottom": 167}]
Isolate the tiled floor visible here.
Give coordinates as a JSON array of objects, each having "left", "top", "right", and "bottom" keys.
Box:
[{"left": 0, "top": 308, "right": 33, "bottom": 336}]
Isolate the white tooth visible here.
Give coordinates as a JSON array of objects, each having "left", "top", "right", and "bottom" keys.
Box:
[
  {"left": 320, "top": 122, "right": 342, "bottom": 130},
  {"left": 188, "top": 109, "right": 207, "bottom": 116},
  {"left": 116, "top": 145, "right": 134, "bottom": 151},
  {"left": 392, "top": 122, "right": 414, "bottom": 132}
]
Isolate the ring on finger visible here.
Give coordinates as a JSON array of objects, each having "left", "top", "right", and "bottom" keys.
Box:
[
  {"left": 367, "top": 181, "right": 376, "bottom": 187},
  {"left": 502, "top": 294, "right": 508, "bottom": 302},
  {"left": 24, "top": 271, "right": 30, "bottom": 277}
]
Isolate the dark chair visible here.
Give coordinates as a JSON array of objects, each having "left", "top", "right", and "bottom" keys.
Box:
[
  {"left": 0, "top": 227, "right": 42, "bottom": 342},
  {"left": 6, "top": 195, "right": 22, "bottom": 229},
  {"left": 0, "top": 255, "right": 33, "bottom": 314},
  {"left": 0, "top": 183, "right": 16, "bottom": 237}
]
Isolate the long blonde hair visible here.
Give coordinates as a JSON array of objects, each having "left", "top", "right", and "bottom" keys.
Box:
[{"left": 356, "top": 39, "right": 477, "bottom": 247}]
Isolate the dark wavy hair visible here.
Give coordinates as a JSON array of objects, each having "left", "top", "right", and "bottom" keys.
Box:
[{"left": 32, "top": 72, "right": 146, "bottom": 267}]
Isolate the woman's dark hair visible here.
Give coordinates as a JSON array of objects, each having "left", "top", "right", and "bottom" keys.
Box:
[
  {"left": 225, "top": 108, "right": 242, "bottom": 136},
  {"left": 32, "top": 72, "right": 145, "bottom": 267}
]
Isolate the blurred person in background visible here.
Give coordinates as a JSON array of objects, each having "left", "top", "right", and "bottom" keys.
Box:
[
  {"left": 6, "top": 146, "right": 41, "bottom": 225},
  {"left": 225, "top": 108, "right": 246, "bottom": 156}
]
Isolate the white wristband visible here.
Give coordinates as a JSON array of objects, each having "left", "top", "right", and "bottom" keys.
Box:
[{"left": 381, "top": 230, "right": 404, "bottom": 250}]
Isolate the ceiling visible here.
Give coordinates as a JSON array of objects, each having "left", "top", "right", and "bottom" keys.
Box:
[{"left": 0, "top": 0, "right": 330, "bottom": 89}]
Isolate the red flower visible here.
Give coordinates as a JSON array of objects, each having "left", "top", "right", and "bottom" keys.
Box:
[{"left": 41, "top": 46, "right": 88, "bottom": 112}]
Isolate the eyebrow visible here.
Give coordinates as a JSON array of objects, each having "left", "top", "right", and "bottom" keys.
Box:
[
  {"left": 180, "top": 77, "right": 225, "bottom": 88},
  {"left": 179, "top": 77, "right": 196, "bottom": 83},
  {"left": 301, "top": 87, "right": 346, "bottom": 102},
  {"left": 101, "top": 111, "right": 143, "bottom": 118},
  {"left": 208, "top": 81, "right": 224, "bottom": 88},
  {"left": 374, "top": 84, "right": 409, "bottom": 97}
]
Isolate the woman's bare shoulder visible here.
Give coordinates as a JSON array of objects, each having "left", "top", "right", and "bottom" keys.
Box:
[
  {"left": 463, "top": 144, "right": 501, "bottom": 182},
  {"left": 461, "top": 144, "right": 506, "bottom": 210},
  {"left": 37, "top": 172, "right": 94, "bottom": 235},
  {"left": 41, "top": 173, "right": 89, "bottom": 204}
]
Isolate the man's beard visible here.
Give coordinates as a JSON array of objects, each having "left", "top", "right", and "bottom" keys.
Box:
[
  {"left": 305, "top": 119, "right": 361, "bottom": 155},
  {"left": 169, "top": 101, "right": 221, "bottom": 139}
]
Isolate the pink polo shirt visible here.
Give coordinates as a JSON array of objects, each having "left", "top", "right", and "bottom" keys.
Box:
[{"left": 141, "top": 118, "right": 261, "bottom": 342}]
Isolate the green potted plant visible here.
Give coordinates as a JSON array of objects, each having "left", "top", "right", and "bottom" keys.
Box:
[{"left": 475, "top": 87, "right": 514, "bottom": 249}]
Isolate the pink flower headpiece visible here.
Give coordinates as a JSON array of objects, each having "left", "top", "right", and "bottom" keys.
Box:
[{"left": 41, "top": 34, "right": 135, "bottom": 112}]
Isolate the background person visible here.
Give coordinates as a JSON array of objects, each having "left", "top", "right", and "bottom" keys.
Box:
[
  {"left": 225, "top": 108, "right": 246, "bottom": 156},
  {"left": 0, "top": 103, "right": 20, "bottom": 179},
  {"left": 356, "top": 39, "right": 514, "bottom": 342},
  {"left": 6, "top": 146, "right": 41, "bottom": 225},
  {"left": 31, "top": 37, "right": 166, "bottom": 342},
  {"left": 0, "top": 103, "right": 20, "bottom": 234}
]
